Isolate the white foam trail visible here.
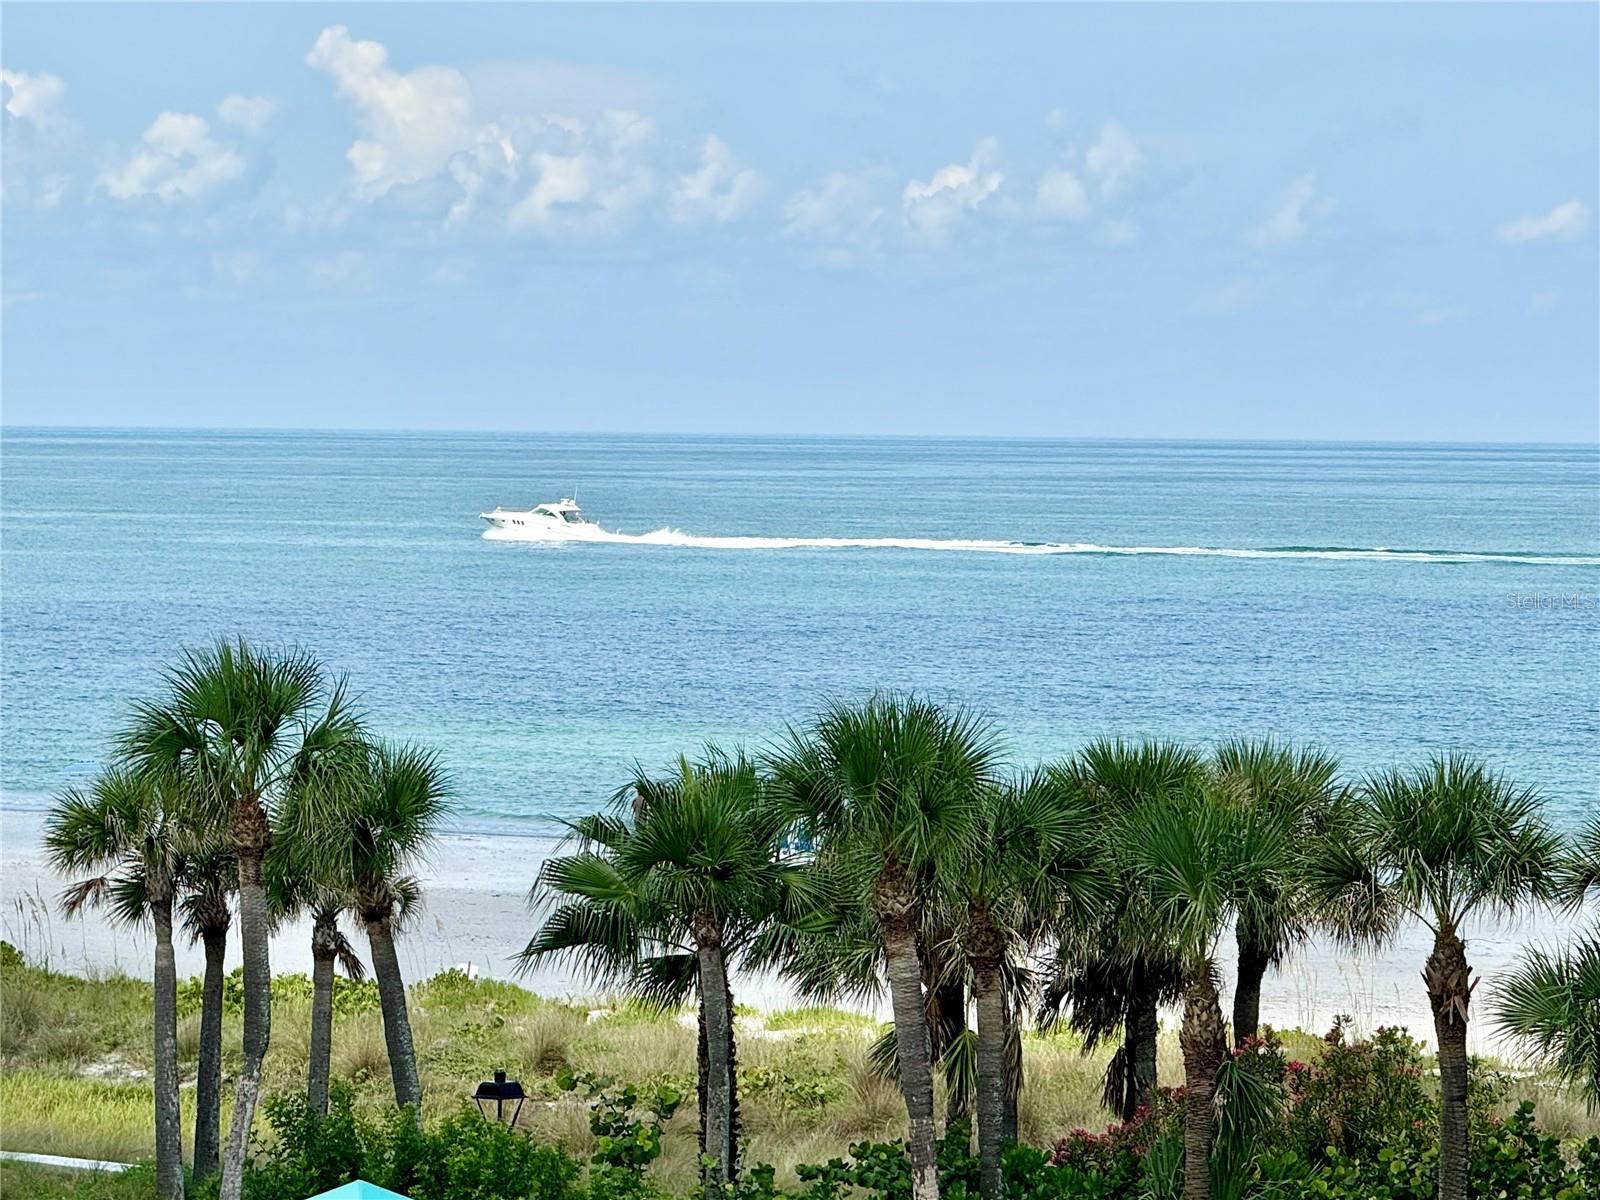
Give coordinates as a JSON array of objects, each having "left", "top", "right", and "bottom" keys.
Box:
[{"left": 482, "top": 525, "right": 1599, "bottom": 566}]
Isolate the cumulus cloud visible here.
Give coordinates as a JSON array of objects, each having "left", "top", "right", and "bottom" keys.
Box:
[
  {"left": 782, "top": 168, "right": 889, "bottom": 266},
  {"left": 506, "top": 109, "right": 656, "bottom": 230},
  {"left": 2, "top": 68, "right": 66, "bottom": 123},
  {"left": 306, "top": 26, "right": 664, "bottom": 234},
  {"left": 510, "top": 152, "right": 590, "bottom": 225},
  {"left": 1085, "top": 121, "right": 1141, "bottom": 195},
  {"left": 100, "top": 112, "right": 245, "bottom": 202},
  {"left": 1497, "top": 199, "right": 1590, "bottom": 244},
  {"left": 902, "top": 137, "right": 1003, "bottom": 239},
  {"left": 671, "top": 135, "right": 762, "bottom": 223},
  {"left": 307, "top": 25, "right": 480, "bottom": 200},
  {"left": 1246, "top": 173, "right": 1332, "bottom": 247},
  {"left": 1035, "top": 167, "right": 1089, "bottom": 221},
  {"left": 216, "top": 95, "right": 276, "bottom": 134}
]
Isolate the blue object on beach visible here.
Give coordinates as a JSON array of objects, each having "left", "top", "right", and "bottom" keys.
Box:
[{"left": 306, "top": 1182, "right": 411, "bottom": 1200}]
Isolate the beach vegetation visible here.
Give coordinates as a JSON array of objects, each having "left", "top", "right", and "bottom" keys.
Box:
[
  {"left": 44, "top": 766, "right": 201, "bottom": 1200},
  {"left": 18, "top": 654, "right": 1600, "bottom": 1200},
  {"left": 1308, "top": 754, "right": 1563, "bottom": 1200},
  {"left": 521, "top": 748, "right": 802, "bottom": 1187},
  {"left": 768, "top": 696, "right": 1003, "bottom": 1200},
  {"left": 120, "top": 639, "right": 367, "bottom": 1200},
  {"left": 1492, "top": 815, "right": 1600, "bottom": 1113}
]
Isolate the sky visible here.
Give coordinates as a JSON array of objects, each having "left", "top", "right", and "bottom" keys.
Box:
[{"left": 2, "top": 3, "right": 1596, "bottom": 441}]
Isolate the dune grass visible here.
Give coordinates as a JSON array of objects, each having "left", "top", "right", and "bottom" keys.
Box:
[
  {"left": 3, "top": 950, "right": 1596, "bottom": 1193},
  {"left": 0, "top": 1161, "right": 154, "bottom": 1200}
]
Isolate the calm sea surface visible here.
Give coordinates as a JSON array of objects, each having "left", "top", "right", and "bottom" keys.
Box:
[{"left": 2, "top": 429, "right": 1596, "bottom": 833}]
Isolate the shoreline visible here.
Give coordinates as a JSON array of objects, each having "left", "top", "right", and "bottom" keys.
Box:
[{"left": 1, "top": 808, "right": 1583, "bottom": 1054}]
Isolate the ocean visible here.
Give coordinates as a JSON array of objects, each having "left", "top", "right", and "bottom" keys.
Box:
[{"left": 3, "top": 428, "right": 1597, "bottom": 836}]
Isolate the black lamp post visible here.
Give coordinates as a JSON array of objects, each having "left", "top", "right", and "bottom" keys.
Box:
[{"left": 473, "top": 1068, "right": 526, "bottom": 1127}]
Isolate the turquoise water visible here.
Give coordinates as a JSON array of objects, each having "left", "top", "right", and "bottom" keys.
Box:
[{"left": 2, "top": 429, "right": 1596, "bottom": 833}]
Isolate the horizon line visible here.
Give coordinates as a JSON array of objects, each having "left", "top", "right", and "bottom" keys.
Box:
[{"left": 3, "top": 423, "right": 1596, "bottom": 450}]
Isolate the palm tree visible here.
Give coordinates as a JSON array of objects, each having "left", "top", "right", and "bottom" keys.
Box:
[
  {"left": 1040, "top": 740, "right": 1199, "bottom": 1120},
  {"left": 178, "top": 843, "right": 235, "bottom": 1184},
  {"left": 1310, "top": 754, "right": 1562, "bottom": 1200},
  {"left": 520, "top": 807, "right": 730, "bottom": 1165},
  {"left": 1212, "top": 738, "right": 1342, "bottom": 1044},
  {"left": 523, "top": 748, "right": 795, "bottom": 1184},
  {"left": 1120, "top": 774, "right": 1291, "bottom": 1200},
  {"left": 122, "top": 639, "right": 363, "bottom": 1200},
  {"left": 45, "top": 767, "right": 193, "bottom": 1200},
  {"left": 943, "top": 773, "right": 1102, "bottom": 1200},
  {"left": 1492, "top": 816, "right": 1600, "bottom": 1110},
  {"left": 294, "top": 741, "right": 448, "bottom": 1112},
  {"left": 770, "top": 695, "right": 1001, "bottom": 1200},
  {"left": 264, "top": 838, "right": 366, "bottom": 1117}
]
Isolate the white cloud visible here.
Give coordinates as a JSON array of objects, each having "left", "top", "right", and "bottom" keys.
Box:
[
  {"left": 1035, "top": 167, "right": 1089, "bottom": 221},
  {"left": 1497, "top": 199, "right": 1590, "bottom": 244},
  {"left": 306, "top": 26, "right": 661, "bottom": 233},
  {"left": 1085, "top": 121, "right": 1141, "bottom": 195},
  {"left": 510, "top": 152, "right": 590, "bottom": 226},
  {"left": 307, "top": 26, "right": 479, "bottom": 200},
  {"left": 671, "top": 135, "right": 762, "bottom": 223},
  {"left": 1246, "top": 173, "right": 1331, "bottom": 247},
  {"left": 100, "top": 112, "right": 245, "bottom": 202},
  {"left": 782, "top": 169, "right": 888, "bottom": 266},
  {"left": 1, "top": 68, "right": 65, "bottom": 123},
  {"left": 902, "top": 137, "right": 1003, "bottom": 239},
  {"left": 216, "top": 95, "right": 276, "bottom": 134}
]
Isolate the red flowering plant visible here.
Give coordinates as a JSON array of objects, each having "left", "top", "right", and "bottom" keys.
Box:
[
  {"left": 1281, "top": 1017, "right": 1435, "bottom": 1165},
  {"left": 1048, "top": 1085, "right": 1180, "bottom": 1177},
  {"left": 1228, "top": 1029, "right": 1289, "bottom": 1085}
]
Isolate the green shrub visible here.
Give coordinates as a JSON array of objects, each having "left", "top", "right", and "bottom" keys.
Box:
[
  {"left": 401, "top": 1108, "right": 581, "bottom": 1200},
  {"left": 234, "top": 1085, "right": 582, "bottom": 1200},
  {"left": 414, "top": 969, "right": 542, "bottom": 1014},
  {"left": 177, "top": 969, "right": 381, "bottom": 1017},
  {"left": 1281, "top": 1020, "right": 1433, "bottom": 1166}
]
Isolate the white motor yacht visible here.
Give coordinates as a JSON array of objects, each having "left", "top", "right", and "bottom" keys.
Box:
[{"left": 479, "top": 498, "right": 603, "bottom": 540}]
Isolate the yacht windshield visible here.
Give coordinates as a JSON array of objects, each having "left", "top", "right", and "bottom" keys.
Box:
[{"left": 563, "top": 510, "right": 583, "bottom": 523}]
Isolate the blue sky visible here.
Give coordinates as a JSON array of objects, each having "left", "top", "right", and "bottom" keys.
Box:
[{"left": 2, "top": 3, "right": 1596, "bottom": 441}]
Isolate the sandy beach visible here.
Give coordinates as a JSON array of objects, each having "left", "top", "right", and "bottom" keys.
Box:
[{"left": 2, "top": 808, "right": 1581, "bottom": 1055}]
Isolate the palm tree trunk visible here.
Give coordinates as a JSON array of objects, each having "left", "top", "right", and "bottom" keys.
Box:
[
  {"left": 307, "top": 913, "right": 338, "bottom": 1117},
  {"left": 695, "top": 979, "right": 740, "bottom": 1169},
  {"left": 221, "top": 819, "right": 271, "bottom": 1200},
  {"left": 724, "top": 973, "right": 739, "bottom": 1171},
  {"left": 1425, "top": 925, "right": 1472, "bottom": 1200},
  {"left": 694, "top": 915, "right": 737, "bottom": 1184},
  {"left": 1232, "top": 924, "right": 1270, "bottom": 1046},
  {"left": 1126, "top": 985, "right": 1159, "bottom": 1119},
  {"left": 696, "top": 993, "right": 709, "bottom": 1160},
  {"left": 193, "top": 919, "right": 227, "bottom": 1184},
  {"left": 1000, "top": 1001, "right": 1020, "bottom": 1145},
  {"left": 876, "top": 865, "right": 938, "bottom": 1200},
  {"left": 365, "top": 916, "right": 422, "bottom": 1111},
  {"left": 972, "top": 956, "right": 1006, "bottom": 1200},
  {"left": 152, "top": 896, "right": 184, "bottom": 1200},
  {"left": 1178, "top": 967, "right": 1226, "bottom": 1200}
]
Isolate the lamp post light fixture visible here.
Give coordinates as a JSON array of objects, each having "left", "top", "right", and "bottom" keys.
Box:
[{"left": 473, "top": 1068, "right": 526, "bottom": 1127}]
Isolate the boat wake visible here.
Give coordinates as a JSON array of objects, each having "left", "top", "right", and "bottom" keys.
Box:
[{"left": 482, "top": 525, "right": 1599, "bottom": 565}]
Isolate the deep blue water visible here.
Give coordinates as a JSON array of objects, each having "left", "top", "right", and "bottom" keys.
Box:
[{"left": 2, "top": 428, "right": 1596, "bottom": 833}]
